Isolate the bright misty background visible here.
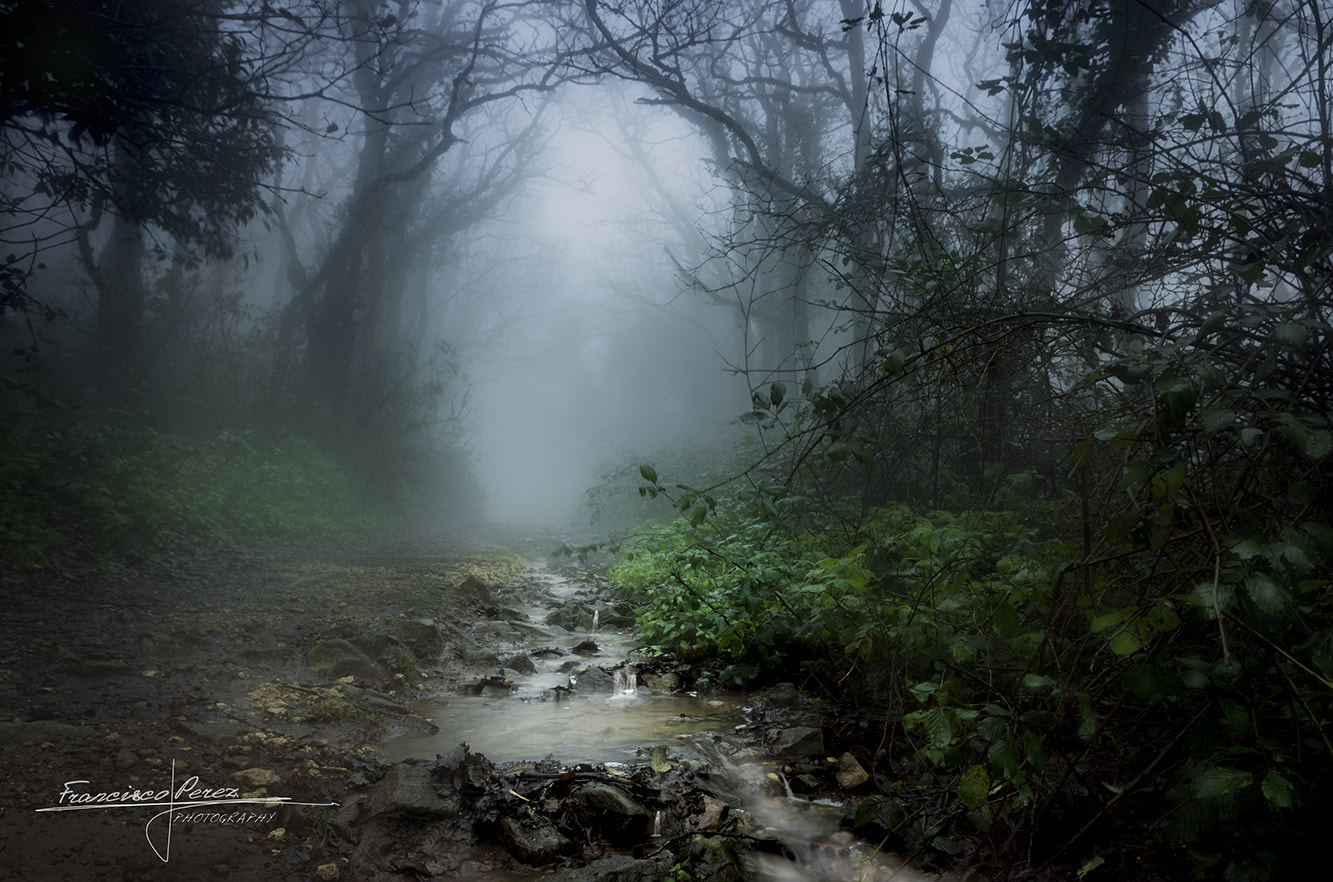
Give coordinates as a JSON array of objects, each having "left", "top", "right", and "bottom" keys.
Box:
[
  {"left": 5, "top": 2, "right": 1333, "bottom": 873},
  {"left": 2, "top": 0, "right": 1330, "bottom": 546}
]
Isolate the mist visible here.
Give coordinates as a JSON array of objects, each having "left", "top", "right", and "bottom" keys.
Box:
[{"left": 6, "top": 1, "right": 1333, "bottom": 877}]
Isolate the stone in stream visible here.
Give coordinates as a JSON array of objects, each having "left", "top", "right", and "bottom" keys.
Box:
[
  {"left": 569, "top": 782, "right": 653, "bottom": 846},
  {"left": 544, "top": 602, "right": 596, "bottom": 631},
  {"left": 671, "top": 835, "right": 747, "bottom": 882},
  {"left": 568, "top": 665, "right": 614, "bottom": 692},
  {"left": 498, "top": 816, "right": 575, "bottom": 864},
  {"left": 836, "top": 751, "right": 870, "bottom": 789},
  {"left": 640, "top": 671, "right": 680, "bottom": 693},
  {"left": 501, "top": 654, "right": 537, "bottom": 675},
  {"left": 770, "top": 725, "right": 824, "bottom": 757}
]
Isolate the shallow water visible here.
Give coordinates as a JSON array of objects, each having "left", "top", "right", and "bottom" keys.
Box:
[
  {"left": 381, "top": 689, "right": 749, "bottom": 765},
  {"left": 376, "top": 564, "right": 945, "bottom": 882}
]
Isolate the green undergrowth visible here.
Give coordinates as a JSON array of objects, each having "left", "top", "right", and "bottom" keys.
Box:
[
  {"left": 610, "top": 499, "right": 1059, "bottom": 689},
  {"left": 1, "top": 398, "right": 375, "bottom": 569},
  {"left": 609, "top": 488, "right": 1332, "bottom": 876}
]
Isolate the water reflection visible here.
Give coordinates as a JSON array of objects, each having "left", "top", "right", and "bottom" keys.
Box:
[{"left": 379, "top": 689, "right": 748, "bottom": 765}]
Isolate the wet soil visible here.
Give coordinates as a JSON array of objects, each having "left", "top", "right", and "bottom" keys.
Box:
[
  {"left": 0, "top": 527, "right": 932, "bottom": 882},
  {"left": 0, "top": 527, "right": 531, "bottom": 881}
]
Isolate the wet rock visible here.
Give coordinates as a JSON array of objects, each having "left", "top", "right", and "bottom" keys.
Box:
[
  {"left": 365, "top": 763, "right": 458, "bottom": 819},
  {"left": 115, "top": 747, "right": 140, "bottom": 770},
  {"left": 398, "top": 618, "right": 443, "bottom": 658},
  {"left": 770, "top": 726, "right": 824, "bottom": 757},
  {"left": 457, "top": 675, "right": 513, "bottom": 696},
  {"left": 502, "top": 654, "right": 537, "bottom": 675},
  {"left": 836, "top": 751, "right": 870, "bottom": 789},
  {"left": 359, "top": 693, "right": 409, "bottom": 717},
  {"left": 572, "top": 639, "right": 600, "bottom": 656},
  {"left": 544, "top": 854, "right": 671, "bottom": 882},
  {"left": 689, "top": 795, "right": 730, "bottom": 832},
  {"left": 544, "top": 602, "right": 595, "bottom": 631},
  {"left": 761, "top": 682, "right": 801, "bottom": 707},
  {"left": 452, "top": 635, "right": 500, "bottom": 669},
  {"left": 569, "top": 665, "right": 614, "bottom": 692},
  {"left": 498, "top": 816, "right": 575, "bottom": 863},
  {"left": 348, "top": 631, "right": 404, "bottom": 661},
  {"left": 570, "top": 782, "right": 653, "bottom": 846},
  {"left": 598, "top": 604, "right": 637, "bottom": 629},
  {"left": 671, "top": 834, "right": 746, "bottom": 882},
  {"left": 306, "top": 639, "right": 386, "bottom": 680},
  {"left": 640, "top": 672, "right": 680, "bottom": 693},
  {"left": 457, "top": 576, "right": 497, "bottom": 606}
]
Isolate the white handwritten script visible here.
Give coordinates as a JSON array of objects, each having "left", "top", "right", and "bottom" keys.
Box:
[{"left": 35, "top": 760, "right": 337, "bottom": 862}]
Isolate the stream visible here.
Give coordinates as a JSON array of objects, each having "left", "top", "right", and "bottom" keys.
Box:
[
  {"left": 376, "top": 563, "right": 942, "bottom": 882},
  {"left": 381, "top": 565, "right": 749, "bottom": 766}
]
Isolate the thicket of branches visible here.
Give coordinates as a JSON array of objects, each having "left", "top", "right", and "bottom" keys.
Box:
[{"left": 595, "top": 0, "right": 1333, "bottom": 877}]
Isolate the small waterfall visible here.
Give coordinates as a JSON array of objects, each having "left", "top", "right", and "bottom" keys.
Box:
[
  {"left": 592, "top": 608, "right": 600, "bottom": 632},
  {"left": 650, "top": 810, "right": 663, "bottom": 838},
  {"left": 613, "top": 664, "right": 637, "bottom": 695}
]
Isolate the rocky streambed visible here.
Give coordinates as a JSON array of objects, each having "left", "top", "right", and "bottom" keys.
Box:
[{"left": 1, "top": 538, "right": 939, "bottom": 882}]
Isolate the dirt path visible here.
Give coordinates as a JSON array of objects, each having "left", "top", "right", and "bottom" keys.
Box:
[{"left": 0, "top": 529, "right": 531, "bottom": 881}]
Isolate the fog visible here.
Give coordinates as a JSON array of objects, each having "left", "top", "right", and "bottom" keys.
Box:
[
  {"left": 435, "top": 91, "right": 751, "bottom": 525},
  {"left": 5, "top": 0, "right": 1329, "bottom": 534}
]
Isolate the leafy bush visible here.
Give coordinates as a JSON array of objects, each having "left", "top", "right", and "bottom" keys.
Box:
[{"left": 609, "top": 496, "right": 1060, "bottom": 689}]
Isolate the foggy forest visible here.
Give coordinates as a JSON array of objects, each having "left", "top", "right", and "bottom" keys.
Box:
[{"left": 3, "top": 0, "right": 1332, "bottom": 879}]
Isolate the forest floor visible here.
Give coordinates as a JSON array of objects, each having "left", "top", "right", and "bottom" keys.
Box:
[
  {"left": 1, "top": 527, "right": 1174, "bottom": 882},
  {"left": 0, "top": 525, "right": 539, "bottom": 881}
]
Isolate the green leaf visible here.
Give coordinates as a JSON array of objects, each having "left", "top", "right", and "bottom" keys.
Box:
[
  {"left": 1121, "top": 664, "right": 1182, "bottom": 701},
  {"left": 1108, "top": 629, "right": 1144, "bottom": 656},
  {"left": 651, "top": 746, "right": 671, "bottom": 774},
  {"left": 1190, "top": 767, "right": 1252, "bottom": 799},
  {"left": 925, "top": 706, "right": 954, "bottom": 748},
  {"left": 978, "top": 715, "right": 1008, "bottom": 742},
  {"left": 1022, "top": 673, "right": 1056, "bottom": 692},
  {"left": 769, "top": 382, "right": 786, "bottom": 407},
  {"left": 1090, "top": 606, "right": 1135, "bottom": 633},
  {"left": 993, "top": 602, "right": 1020, "bottom": 638},
  {"left": 988, "top": 738, "right": 1020, "bottom": 779},
  {"left": 1261, "top": 770, "right": 1293, "bottom": 808},
  {"left": 1273, "top": 321, "right": 1309, "bottom": 351},
  {"left": 932, "top": 835, "right": 963, "bottom": 855},
  {"left": 1297, "top": 150, "right": 1322, "bottom": 168},
  {"left": 1199, "top": 408, "right": 1236, "bottom": 434},
  {"left": 639, "top": 464, "right": 658, "bottom": 484},
  {"left": 1244, "top": 572, "right": 1291, "bottom": 615},
  {"left": 957, "top": 764, "right": 991, "bottom": 809},
  {"left": 1304, "top": 430, "right": 1333, "bottom": 460},
  {"left": 1024, "top": 731, "right": 1048, "bottom": 771},
  {"left": 853, "top": 795, "right": 884, "bottom": 828}
]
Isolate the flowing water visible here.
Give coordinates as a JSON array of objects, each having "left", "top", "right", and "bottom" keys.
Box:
[{"left": 377, "top": 564, "right": 943, "bottom": 882}]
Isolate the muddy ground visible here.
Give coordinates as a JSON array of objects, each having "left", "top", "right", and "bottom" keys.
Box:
[
  {"left": 0, "top": 527, "right": 890, "bottom": 882},
  {"left": 0, "top": 527, "right": 544, "bottom": 881}
]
